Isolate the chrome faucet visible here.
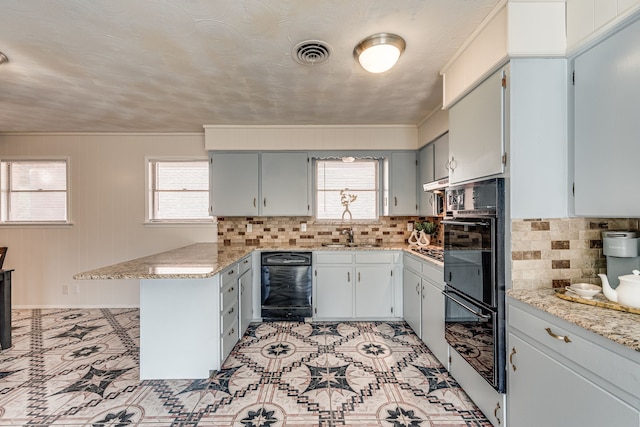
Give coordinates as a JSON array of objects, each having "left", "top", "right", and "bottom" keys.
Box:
[{"left": 342, "top": 227, "right": 354, "bottom": 244}]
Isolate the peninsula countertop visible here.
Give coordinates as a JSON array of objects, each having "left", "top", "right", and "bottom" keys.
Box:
[
  {"left": 74, "top": 242, "right": 442, "bottom": 280},
  {"left": 508, "top": 288, "right": 640, "bottom": 353}
]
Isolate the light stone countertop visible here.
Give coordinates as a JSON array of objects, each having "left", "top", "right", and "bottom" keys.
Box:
[
  {"left": 508, "top": 288, "right": 640, "bottom": 353},
  {"left": 74, "top": 242, "right": 442, "bottom": 280}
]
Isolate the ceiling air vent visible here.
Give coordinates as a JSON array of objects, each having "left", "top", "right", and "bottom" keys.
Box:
[{"left": 292, "top": 40, "right": 331, "bottom": 66}]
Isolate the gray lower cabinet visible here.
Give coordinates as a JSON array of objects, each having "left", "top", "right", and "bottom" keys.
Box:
[
  {"left": 508, "top": 299, "right": 640, "bottom": 427},
  {"left": 220, "top": 264, "right": 240, "bottom": 361},
  {"left": 403, "top": 253, "right": 447, "bottom": 366},
  {"left": 573, "top": 16, "right": 640, "bottom": 216},
  {"left": 238, "top": 255, "right": 253, "bottom": 337},
  {"left": 314, "top": 251, "right": 397, "bottom": 320},
  {"left": 420, "top": 262, "right": 447, "bottom": 367},
  {"left": 402, "top": 267, "right": 422, "bottom": 335},
  {"left": 209, "top": 151, "right": 309, "bottom": 216}
]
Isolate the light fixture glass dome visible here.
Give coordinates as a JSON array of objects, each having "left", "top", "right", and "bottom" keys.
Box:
[{"left": 353, "top": 33, "right": 405, "bottom": 73}]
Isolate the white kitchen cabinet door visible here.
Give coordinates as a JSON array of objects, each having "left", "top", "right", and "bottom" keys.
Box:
[
  {"left": 261, "top": 152, "right": 309, "bottom": 216},
  {"left": 402, "top": 268, "right": 422, "bottom": 335},
  {"left": 355, "top": 266, "right": 394, "bottom": 318},
  {"left": 239, "top": 267, "right": 252, "bottom": 337},
  {"left": 508, "top": 334, "right": 639, "bottom": 427},
  {"left": 433, "top": 132, "right": 449, "bottom": 181},
  {"left": 387, "top": 152, "right": 417, "bottom": 216},
  {"left": 314, "top": 266, "right": 353, "bottom": 319},
  {"left": 421, "top": 279, "right": 447, "bottom": 367},
  {"left": 210, "top": 152, "right": 259, "bottom": 216},
  {"left": 573, "top": 17, "right": 640, "bottom": 217},
  {"left": 418, "top": 144, "right": 435, "bottom": 217},
  {"left": 448, "top": 68, "right": 506, "bottom": 185}
]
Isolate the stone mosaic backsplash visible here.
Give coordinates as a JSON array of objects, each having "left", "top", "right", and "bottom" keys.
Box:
[
  {"left": 511, "top": 217, "right": 639, "bottom": 290},
  {"left": 217, "top": 216, "right": 444, "bottom": 247}
]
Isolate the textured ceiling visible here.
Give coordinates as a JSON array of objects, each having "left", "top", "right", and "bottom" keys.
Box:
[{"left": 0, "top": 0, "right": 500, "bottom": 133}]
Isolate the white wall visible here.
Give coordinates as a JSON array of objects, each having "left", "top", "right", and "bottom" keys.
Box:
[{"left": 0, "top": 133, "right": 215, "bottom": 308}]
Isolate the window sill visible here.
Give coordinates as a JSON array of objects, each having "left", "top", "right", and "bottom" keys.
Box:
[
  {"left": 143, "top": 221, "right": 217, "bottom": 227},
  {"left": 0, "top": 221, "right": 74, "bottom": 228}
]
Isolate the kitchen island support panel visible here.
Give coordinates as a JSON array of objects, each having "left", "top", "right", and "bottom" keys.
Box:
[{"left": 140, "top": 277, "right": 219, "bottom": 379}]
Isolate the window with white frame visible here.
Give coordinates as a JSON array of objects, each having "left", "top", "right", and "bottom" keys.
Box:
[
  {"left": 315, "top": 159, "right": 379, "bottom": 221},
  {"left": 147, "top": 159, "right": 211, "bottom": 222},
  {"left": 0, "top": 159, "right": 69, "bottom": 223}
]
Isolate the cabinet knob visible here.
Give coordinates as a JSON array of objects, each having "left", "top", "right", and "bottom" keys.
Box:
[
  {"left": 509, "top": 347, "right": 517, "bottom": 371},
  {"left": 545, "top": 327, "right": 571, "bottom": 343}
]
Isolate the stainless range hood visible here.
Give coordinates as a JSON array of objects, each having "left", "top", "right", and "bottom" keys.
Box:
[{"left": 423, "top": 177, "right": 449, "bottom": 192}]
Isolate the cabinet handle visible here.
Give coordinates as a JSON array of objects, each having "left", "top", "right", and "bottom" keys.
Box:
[
  {"left": 347, "top": 272, "right": 350, "bottom": 282},
  {"left": 228, "top": 306, "right": 234, "bottom": 315},
  {"left": 228, "top": 286, "right": 234, "bottom": 293},
  {"left": 545, "top": 327, "right": 571, "bottom": 343},
  {"left": 228, "top": 269, "right": 235, "bottom": 276},
  {"left": 449, "top": 157, "right": 457, "bottom": 171},
  {"left": 229, "top": 328, "right": 235, "bottom": 336},
  {"left": 394, "top": 196, "right": 398, "bottom": 206},
  {"left": 358, "top": 272, "right": 361, "bottom": 282},
  {"left": 494, "top": 402, "right": 501, "bottom": 425},
  {"left": 429, "top": 195, "right": 433, "bottom": 206},
  {"left": 243, "top": 259, "right": 249, "bottom": 264},
  {"left": 509, "top": 347, "right": 517, "bottom": 371},
  {"left": 253, "top": 198, "right": 256, "bottom": 207},
  {"left": 415, "top": 283, "right": 420, "bottom": 295},
  {"left": 445, "top": 160, "right": 450, "bottom": 170},
  {"left": 263, "top": 198, "right": 267, "bottom": 207}
]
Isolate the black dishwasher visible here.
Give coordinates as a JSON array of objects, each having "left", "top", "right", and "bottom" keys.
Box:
[{"left": 261, "top": 252, "right": 312, "bottom": 321}]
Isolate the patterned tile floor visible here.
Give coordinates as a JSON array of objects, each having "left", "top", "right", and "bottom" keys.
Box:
[{"left": 0, "top": 308, "right": 491, "bottom": 426}]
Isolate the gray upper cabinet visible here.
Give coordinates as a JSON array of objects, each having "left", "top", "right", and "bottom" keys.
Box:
[
  {"left": 418, "top": 144, "right": 435, "bottom": 216},
  {"left": 448, "top": 67, "right": 507, "bottom": 185},
  {"left": 387, "top": 152, "right": 417, "bottom": 215},
  {"left": 261, "top": 152, "right": 309, "bottom": 216},
  {"left": 210, "top": 152, "right": 309, "bottom": 216},
  {"left": 433, "top": 133, "right": 449, "bottom": 180},
  {"left": 573, "top": 17, "right": 640, "bottom": 217},
  {"left": 210, "top": 152, "right": 259, "bottom": 216}
]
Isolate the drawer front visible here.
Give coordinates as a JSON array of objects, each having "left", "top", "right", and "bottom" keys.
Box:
[
  {"left": 222, "top": 265, "right": 238, "bottom": 287},
  {"left": 315, "top": 252, "right": 353, "bottom": 264},
  {"left": 221, "top": 320, "right": 239, "bottom": 360},
  {"left": 509, "top": 303, "right": 640, "bottom": 403},
  {"left": 422, "top": 262, "right": 444, "bottom": 288},
  {"left": 221, "top": 301, "right": 238, "bottom": 332},
  {"left": 403, "top": 254, "right": 422, "bottom": 273},
  {"left": 355, "top": 252, "right": 393, "bottom": 264},
  {"left": 238, "top": 255, "right": 252, "bottom": 275},
  {"left": 221, "top": 279, "right": 238, "bottom": 311}
]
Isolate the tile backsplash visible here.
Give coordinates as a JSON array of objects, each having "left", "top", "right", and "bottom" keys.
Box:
[
  {"left": 217, "top": 216, "right": 444, "bottom": 247},
  {"left": 511, "top": 217, "right": 639, "bottom": 290}
]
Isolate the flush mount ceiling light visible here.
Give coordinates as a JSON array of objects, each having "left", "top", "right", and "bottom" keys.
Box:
[
  {"left": 0, "top": 52, "right": 8, "bottom": 66},
  {"left": 353, "top": 33, "right": 405, "bottom": 73}
]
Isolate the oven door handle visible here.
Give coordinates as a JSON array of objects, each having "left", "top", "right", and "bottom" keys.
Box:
[
  {"left": 442, "top": 290, "right": 492, "bottom": 319},
  {"left": 442, "top": 220, "right": 491, "bottom": 227}
]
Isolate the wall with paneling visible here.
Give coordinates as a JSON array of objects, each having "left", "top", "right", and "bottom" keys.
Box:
[{"left": 0, "top": 133, "right": 214, "bottom": 308}]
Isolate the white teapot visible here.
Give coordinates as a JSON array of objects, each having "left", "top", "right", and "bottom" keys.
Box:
[{"left": 598, "top": 270, "right": 640, "bottom": 309}]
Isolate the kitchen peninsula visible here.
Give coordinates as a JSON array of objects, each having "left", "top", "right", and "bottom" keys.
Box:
[{"left": 74, "top": 242, "right": 413, "bottom": 380}]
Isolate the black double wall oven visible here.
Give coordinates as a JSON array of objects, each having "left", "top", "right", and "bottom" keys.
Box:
[{"left": 443, "top": 178, "right": 506, "bottom": 393}]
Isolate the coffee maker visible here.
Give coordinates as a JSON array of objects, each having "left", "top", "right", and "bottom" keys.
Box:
[{"left": 602, "top": 231, "right": 640, "bottom": 288}]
